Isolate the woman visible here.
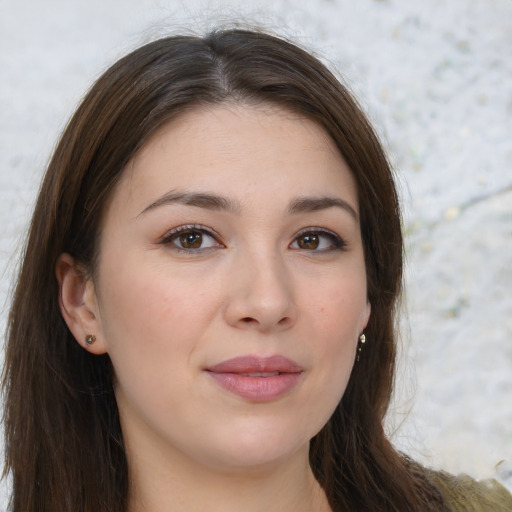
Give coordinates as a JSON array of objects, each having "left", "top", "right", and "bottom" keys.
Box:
[{"left": 2, "top": 28, "right": 511, "bottom": 512}]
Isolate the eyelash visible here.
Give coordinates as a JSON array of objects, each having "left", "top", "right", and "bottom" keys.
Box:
[
  {"left": 159, "top": 224, "right": 223, "bottom": 253},
  {"left": 291, "top": 227, "right": 347, "bottom": 252},
  {"left": 159, "top": 225, "right": 347, "bottom": 253}
]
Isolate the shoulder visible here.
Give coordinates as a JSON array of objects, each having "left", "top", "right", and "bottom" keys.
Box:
[{"left": 427, "top": 469, "right": 512, "bottom": 512}]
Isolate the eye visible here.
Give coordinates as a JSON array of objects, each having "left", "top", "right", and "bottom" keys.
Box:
[
  {"left": 290, "top": 228, "right": 346, "bottom": 252},
  {"left": 160, "top": 225, "right": 222, "bottom": 252}
]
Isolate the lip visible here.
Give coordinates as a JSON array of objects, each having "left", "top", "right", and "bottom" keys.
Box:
[{"left": 205, "top": 355, "right": 304, "bottom": 402}]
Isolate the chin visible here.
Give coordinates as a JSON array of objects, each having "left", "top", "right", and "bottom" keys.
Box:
[{"left": 194, "top": 418, "right": 314, "bottom": 473}]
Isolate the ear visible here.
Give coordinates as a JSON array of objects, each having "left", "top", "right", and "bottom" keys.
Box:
[{"left": 55, "top": 253, "right": 107, "bottom": 354}]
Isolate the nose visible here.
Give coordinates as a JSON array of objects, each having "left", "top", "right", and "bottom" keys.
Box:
[{"left": 223, "top": 250, "right": 297, "bottom": 333}]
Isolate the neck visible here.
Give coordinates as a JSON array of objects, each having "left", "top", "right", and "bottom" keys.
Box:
[{"left": 126, "top": 442, "right": 331, "bottom": 512}]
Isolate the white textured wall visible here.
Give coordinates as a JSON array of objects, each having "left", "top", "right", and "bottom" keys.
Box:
[{"left": 1, "top": 0, "right": 511, "bottom": 505}]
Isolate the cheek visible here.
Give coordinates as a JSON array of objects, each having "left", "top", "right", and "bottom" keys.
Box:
[
  {"left": 313, "top": 295, "right": 359, "bottom": 377},
  {"left": 96, "top": 266, "right": 215, "bottom": 409},
  {"left": 300, "top": 277, "right": 367, "bottom": 415},
  {"left": 311, "top": 277, "right": 368, "bottom": 338},
  {"left": 304, "top": 280, "right": 367, "bottom": 360},
  {"left": 98, "top": 259, "right": 219, "bottom": 341},
  {"left": 95, "top": 262, "right": 229, "bottom": 412}
]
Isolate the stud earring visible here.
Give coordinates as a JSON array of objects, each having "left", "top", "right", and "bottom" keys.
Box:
[
  {"left": 356, "top": 333, "right": 366, "bottom": 362},
  {"left": 85, "top": 334, "right": 96, "bottom": 346}
]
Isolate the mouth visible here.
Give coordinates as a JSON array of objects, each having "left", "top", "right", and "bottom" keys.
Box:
[
  {"left": 205, "top": 355, "right": 304, "bottom": 402},
  {"left": 238, "top": 372, "right": 280, "bottom": 377}
]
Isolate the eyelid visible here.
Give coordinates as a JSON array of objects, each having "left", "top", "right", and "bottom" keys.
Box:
[
  {"left": 158, "top": 224, "right": 345, "bottom": 252},
  {"left": 290, "top": 227, "right": 347, "bottom": 251},
  {"left": 159, "top": 224, "right": 224, "bottom": 250}
]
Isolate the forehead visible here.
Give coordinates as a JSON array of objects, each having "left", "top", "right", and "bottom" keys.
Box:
[{"left": 116, "top": 104, "right": 358, "bottom": 213}]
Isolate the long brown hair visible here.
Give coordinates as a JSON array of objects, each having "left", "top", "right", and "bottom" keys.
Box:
[{"left": 2, "top": 29, "right": 448, "bottom": 511}]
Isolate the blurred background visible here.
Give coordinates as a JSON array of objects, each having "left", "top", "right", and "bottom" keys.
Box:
[{"left": 1, "top": 0, "right": 511, "bottom": 504}]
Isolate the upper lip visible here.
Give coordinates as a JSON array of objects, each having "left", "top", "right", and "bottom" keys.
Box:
[{"left": 206, "top": 355, "right": 304, "bottom": 374}]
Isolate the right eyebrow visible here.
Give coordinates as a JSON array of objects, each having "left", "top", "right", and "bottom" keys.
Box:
[{"left": 138, "top": 191, "right": 242, "bottom": 217}]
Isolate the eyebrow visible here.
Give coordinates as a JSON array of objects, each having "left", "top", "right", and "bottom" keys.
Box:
[
  {"left": 138, "top": 191, "right": 242, "bottom": 216},
  {"left": 287, "top": 196, "right": 358, "bottom": 221},
  {"left": 138, "top": 191, "right": 358, "bottom": 221}
]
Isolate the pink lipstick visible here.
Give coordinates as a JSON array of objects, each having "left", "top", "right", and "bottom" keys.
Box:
[{"left": 205, "top": 355, "right": 303, "bottom": 402}]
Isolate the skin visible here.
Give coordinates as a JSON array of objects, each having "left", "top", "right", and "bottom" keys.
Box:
[{"left": 57, "top": 104, "right": 371, "bottom": 512}]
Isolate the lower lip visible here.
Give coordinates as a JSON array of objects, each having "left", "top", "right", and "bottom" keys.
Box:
[{"left": 207, "top": 372, "right": 302, "bottom": 402}]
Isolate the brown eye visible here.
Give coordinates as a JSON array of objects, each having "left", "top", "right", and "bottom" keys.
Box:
[
  {"left": 290, "top": 229, "right": 346, "bottom": 252},
  {"left": 162, "top": 226, "right": 221, "bottom": 252},
  {"left": 179, "top": 231, "right": 203, "bottom": 249},
  {"left": 297, "top": 234, "right": 319, "bottom": 250}
]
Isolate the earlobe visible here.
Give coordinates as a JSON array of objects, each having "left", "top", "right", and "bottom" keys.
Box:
[{"left": 55, "top": 253, "right": 107, "bottom": 354}]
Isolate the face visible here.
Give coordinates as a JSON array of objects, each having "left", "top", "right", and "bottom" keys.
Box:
[{"left": 86, "top": 105, "right": 370, "bottom": 473}]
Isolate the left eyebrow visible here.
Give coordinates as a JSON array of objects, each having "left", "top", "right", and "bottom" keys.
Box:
[{"left": 287, "top": 196, "right": 359, "bottom": 221}]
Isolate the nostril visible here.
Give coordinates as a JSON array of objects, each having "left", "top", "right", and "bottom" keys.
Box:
[{"left": 235, "top": 315, "right": 293, "bottom": 330}]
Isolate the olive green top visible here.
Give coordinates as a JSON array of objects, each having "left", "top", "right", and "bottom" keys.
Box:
[{"left": 428, "top": 470, "right": 512, "bottom": 511}]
